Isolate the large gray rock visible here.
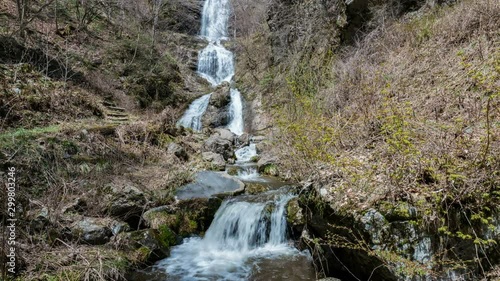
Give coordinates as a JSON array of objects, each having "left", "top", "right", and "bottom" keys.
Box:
[
  {"left": 257, "top": 155, "right": 279, "bottom": 176},
  {"left": 202, "top": 152, "right": 226, "bottom": 170},
  {"left": 104, "top": 179, "right": 146, "bottom": 220},
  {"left": 176, "top": 171, "right": 245, "bottom": 200},
  {"left": 71, "top": 217, "right": 113, "bottom": 245},
  {"left": 202, "top": 83, "right": 231, "bottom": 128},
  {"left": 203, "top": 129, "right": 235, "bottom": 160}
]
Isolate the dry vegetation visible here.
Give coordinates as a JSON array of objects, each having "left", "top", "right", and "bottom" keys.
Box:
[
  {"left": 272, "top": 0, "right": 499, "bottom": 209},
  {"left": 0, "top": 0, "right": 211, "bottom": 279}
]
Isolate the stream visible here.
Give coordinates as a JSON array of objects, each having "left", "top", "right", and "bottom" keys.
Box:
[{"left": 130, "top": 0, "right": 317, "bottom": 280}]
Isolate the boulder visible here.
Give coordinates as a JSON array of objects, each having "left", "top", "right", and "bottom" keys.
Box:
[
  {"left": 71, "top": 217, "right": 113, "bottom": 245},
  {"left": 202, "top": 152, "right": 226, "bottom": 170},
  {"left": 104, "top": 179, "right": 146, "bottom": 221},
  {"left": 257, "top": 155, "right": 279, "bottom": 176},
  {"left": 115, "top": 227, "right": 176, "bottom": 264},
  {"left": 237, "top": 133, "right": 250, "bottom": 146},
  {"left": 143, "top": 198, "right": 222, "bottom": 236},
  {"left": 176, "top": 171, "right": 245, "bottom": 200},
  {"left": 286, "top": 198, "right": 305, "bottom": 230},
  {"left": 167, "top": 142, "right": 188, "bottom": 161},
  {"left": 202, "top": 83, "right": 231, "bottom": 128},
  {"left": 203, "top": 129, "right": 235, "bottom": 160}
]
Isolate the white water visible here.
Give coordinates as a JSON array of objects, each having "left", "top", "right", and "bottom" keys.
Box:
[
  {"left": 227, "top": 89, "right": 245, "bottom": 135},
  {"left": 177, "top": 0, "right": 245, "bottom": 133},
  {"left": 177, "top": 94, "right": 211, "bottom": 131},
  {"left": 197, "top": 43, "right": 235, "bottom": 86},
  {"left": 236, "top": 165, "right": 261, "bottom": 181},
  {"left": 235, "top": 143, "right": 257, "bottom": 162},
  {"left": 201, "top": 0, "right": 230, "bottom": 40},
  {"left": 156, "top": 193, "right": 305, "bottom": 280}
]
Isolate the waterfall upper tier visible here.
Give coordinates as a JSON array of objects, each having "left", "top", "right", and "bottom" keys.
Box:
[{"left": 201, "top": 0, "right": 231, "bottom": 40}]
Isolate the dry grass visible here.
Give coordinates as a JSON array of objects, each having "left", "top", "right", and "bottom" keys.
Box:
[{"left": 274, "top": 0, "right": 499, "bottom": 208}]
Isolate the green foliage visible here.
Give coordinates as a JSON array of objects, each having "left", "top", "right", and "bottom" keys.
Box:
[{"left": 157, "top": 225, "right": 176, "bottom": 248}]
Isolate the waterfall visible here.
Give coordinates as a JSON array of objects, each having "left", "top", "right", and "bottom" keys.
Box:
[
  {"left": 156, "top": 193, "right": 302, "bottom": 280},
  {"left": 235, "top": 143, "right": 257, "bottom": 163},
  {"left": 178, "top": 0, "right": 245, "bottom": 133},
  {"left": 201, "top": 0, "right": 230, "bottom": 40},
  {"left": 177, "top": 94, "right": 211, "bottom": 131},
  {"left": 197, "top": 43, "right": 234, "bottom": 86},
  {"left": 227, "top": 89, "right": 244, "bottom": 135}
]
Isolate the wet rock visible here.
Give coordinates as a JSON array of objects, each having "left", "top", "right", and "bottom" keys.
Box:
[
  {"left": 143, "top": 197, "right": 222, "bottom": 237},
  {"left": 202, "top": 152, "right": 226, "bottom": 170},
  {"left": 245, "top": 182, "right": 269, "bottom": 195},
  {"left": 286, "top": 198, "right": 305, "bottom": 228},
  {"left": 203, "top": 83, "right": 231, "bottom": 128},
  {"left": 203, "top": 129, "right": 235, "bottom": 159},
  {"left": 237, "top": 133, "right": 250, "bottom": 146},
  {"left": 71, "top": 217, "right": 113, "bottom": 245},
  {"left": 176, "top": 171, "right": 245, "bottom": 200},
  {"left": 168, "top": 142, "right": 188, "bottom": 161}
]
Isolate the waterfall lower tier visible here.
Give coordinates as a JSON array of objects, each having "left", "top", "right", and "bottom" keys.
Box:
[
  {"left": 227, "top": 88, "right": 244, "bottom": 135},
  {"left": 197, "top": 43, "right": 234, "bottom": 86},
  {"left": 177, "top": 94, "right": 211, "bottom": 131},
  {"left": 153, "top": 192, "right": 311, "bottom": 280}
]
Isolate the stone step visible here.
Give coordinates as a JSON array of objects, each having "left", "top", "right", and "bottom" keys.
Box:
[
  {"left": 106, "top": 111, "right": 128, "bottom": 117},
  {"left": 102, "top": 100, "right": 116, "bottom": 107},
  {"left": 106, "top": 106, "right": 126, "bottom": 112},
  {"left": 107, "top": 116, "right": 129, "bottom": 122}
]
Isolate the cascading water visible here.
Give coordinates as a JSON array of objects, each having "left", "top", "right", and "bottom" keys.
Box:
[
  {"left": 197, "top": 43, "right": 234, "bottom": 86},
  {"left": 227, "top": 89, "right": 245, "bottom": 135},
  {"left": 200, "top": 0, "right": 230, "bottom": 40},
  {"left": 153, "top": 192, "right": 310, "bottom": 280},
  {"left": 176, "top": 94, "right": 211, "bottom": 131},
  {"left": 178, "top": 0, "right": 245, "bottom": 133}
]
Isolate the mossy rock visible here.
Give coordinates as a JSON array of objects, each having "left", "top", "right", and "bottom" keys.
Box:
[
  {"left": 119, "top": 228, "right": 177, "bottom": 264},
  {"left": 226, "top": 166, "right": 239, "bottom": 176},
  {"left": 246, "top": 182, "right": 268, "bottom": 195},
  {"left": 260, "top": 164, "right": 279, "bottom": 176},
  {"left": 378, "top": 201, "right": 419, "bottom": 222},
  {"left": 287, "top": 198, "right": 305, "bottom": 227}
]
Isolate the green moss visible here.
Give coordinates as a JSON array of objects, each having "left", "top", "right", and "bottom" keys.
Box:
[
  {"left": 261, "top": 164, "right": 278, "bottom": 176},
  {"left": 157, "top": 225, "right": 176, "bottom": 248},
  {"left": 250, "top": 156, "right": 260, "bottom": 162},
  {"left": 226, "top": 167, "right": 239, "bottom": 176},
  {"left": 135, "top": 246, "right": 152, "bottom": 263}
]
